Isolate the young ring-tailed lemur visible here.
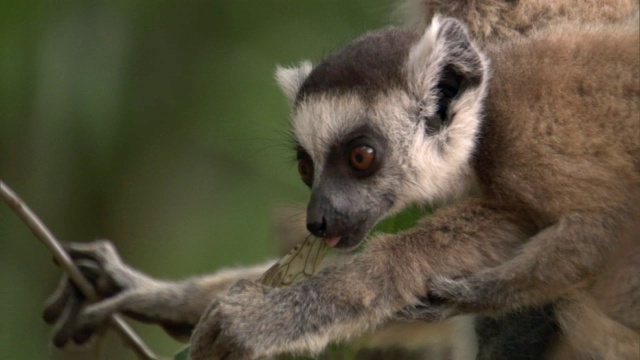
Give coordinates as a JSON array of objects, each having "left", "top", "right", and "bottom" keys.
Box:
[
  {"left": 188, "top": 13, "right": 639, "bottom": 359},
  {"left": 44, "top": 1, "right": 639, "bottom": 359}
]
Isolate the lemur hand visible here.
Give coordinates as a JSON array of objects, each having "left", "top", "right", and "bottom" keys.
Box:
[
  {"left": 43, "top": 240, "right": 195, "bottom": 346},
  {"left": 426, "top": 275, "right": 487, "bottom": 313},
  {"left": 190, "top": 279, "right": 303, "bottom": 360}
]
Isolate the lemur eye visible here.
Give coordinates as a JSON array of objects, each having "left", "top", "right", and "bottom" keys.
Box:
[
  {"left": 349, "top": 146, "right": 375, "bottom": 171},
  {"left": 297, "top": 157, "right": 314, "bottom": 187}
]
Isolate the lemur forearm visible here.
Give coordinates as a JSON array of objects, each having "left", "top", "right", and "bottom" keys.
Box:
[
  {"left": 375, "top": 198, "right": 536, "bottom": 301},
  {"left": 71, "top": 260, "right": 275, "bottom": 343},
  {"left": 434, "top": 209, "right": 632, "bottom": 312},
  {"left": 175, "top": 262, "right": 274, "bottom": 324},
  {"left": 260, "top": 199, "right": 531, "bottom": 351}
]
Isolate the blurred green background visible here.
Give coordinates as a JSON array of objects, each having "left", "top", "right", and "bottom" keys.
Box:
[{"left": 0, "top": 1, "right": 394, "bottom": 359}]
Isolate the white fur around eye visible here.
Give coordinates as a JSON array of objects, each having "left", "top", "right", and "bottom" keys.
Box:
[
  {"left": 292, "top": 93, "right": 367, "bottom": 170},
  {"left": 289, "top": 17, "right": 490, "bottom": 210}
]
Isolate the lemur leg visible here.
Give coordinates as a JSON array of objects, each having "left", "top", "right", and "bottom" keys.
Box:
[
  {"left": 552, "top": 295, "right": 640, "bottom": 360},
  {"left": 189, "top": 198, "right": 534, "bottom": 360},
  {"left": 44, "top": 240, "right": 272, "bottom": 345},
  {"left": 547, "top": 230, "right": 640, "bottom": 360},
  {"left": 428, "top": 211, "right": 628, "bottom": 311}
]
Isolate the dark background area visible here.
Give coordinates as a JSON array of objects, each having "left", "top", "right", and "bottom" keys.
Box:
[{"left": 0, "top": 1, "right": 393, "bottom": 358}]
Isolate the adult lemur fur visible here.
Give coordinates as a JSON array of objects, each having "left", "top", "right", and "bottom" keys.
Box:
[{"left": 44, "top": 1, "right": 639, "bottom": 359}]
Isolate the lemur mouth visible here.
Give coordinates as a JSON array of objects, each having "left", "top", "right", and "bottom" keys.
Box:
[
  {"left": 322, "top": 229, "right": 370, "bottom": 251},
  {"left": 319, "top": 217, "right": 375, "bottom": 250},
  {"left": 323, "top": 237, "right": 341, "bottom": 248}
]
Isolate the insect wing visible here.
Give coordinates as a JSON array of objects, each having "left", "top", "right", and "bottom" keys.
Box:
[{"left": 259, "top": 236, "right": 330, "bottom": 287}]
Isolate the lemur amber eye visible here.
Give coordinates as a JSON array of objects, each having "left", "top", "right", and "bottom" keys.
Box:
[
  {"left": 349, "top": 146, "right": 375, "bottom": 171},
  {"left": 298, "top": 157, "right": 314, "bottom": 187}
]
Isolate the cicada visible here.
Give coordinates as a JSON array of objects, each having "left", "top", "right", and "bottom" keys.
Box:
[
  {"left": 259, "top": 235, "right": 330, "bottom": 287},
  {"left": 258, "top": 205, "right": 429, "bottom": 287}
]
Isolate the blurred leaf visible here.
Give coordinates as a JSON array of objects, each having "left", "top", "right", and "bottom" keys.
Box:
[
  {"left": 174, "top": 345, "right": 191, "bottom": 360},
  {"left": 372, "top": 204, "right": 432, "bottom": 235},
  {"left": 0, "top": 1, "right": 391, "bottom": 359}
]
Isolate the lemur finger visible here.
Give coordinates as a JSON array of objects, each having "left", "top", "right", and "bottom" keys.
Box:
[
  {"left": 64, "top": 240, "right": 122, "bottom": 265},
  {"left": 76, "top": 259, "right": 103, "bottom": 283},
  {"left": 70, "top": 299, "right": 120, "bottom": 345},
  {"left": 398, "top": 302, "right": 460, "bottom": 321},
  {"left": 190, "top": 308, "right": 224, "bottom": 360},
  {"left": 396, "top": 293, "right": 460, "bottom": 322},
  {"left": 44, "top": 259, "right": 102, "bottom": 324},
  {"left": 67, "top": 242, "right": 138, "bottom": 294},
  {"left": 71, "top": 324, "right": 94, "bottom": 345},
  {"left": 43, "top": 275, "right": 73, "bottom": 324},
  {"left": 71, "top": 285, "right": 202, "bottom": 343},
  {"left": 73, "top": 293, "right": 128, "bottom": 344},
  {"left": 51, "top": 286, "right": 84, "bottom": 348},
  {"left": 427, "top": 276, "right": 480, "bottom": 311},
  {"left": 77, "top": 259, "right": 127, "bottom": 299}
]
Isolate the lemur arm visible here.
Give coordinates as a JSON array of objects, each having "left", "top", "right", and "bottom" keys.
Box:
[
  {"left": 43, "top": 240, "right": 273, "bottom": 346},
  {"left": 189, "top": 198, "right": 533, "bottom": 360},
  {"left": 428, "top": 209, "right": 630, "bottom": 313}
]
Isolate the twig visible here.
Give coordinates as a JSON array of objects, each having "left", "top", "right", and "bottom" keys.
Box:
[{"left": 0, "top": 180, "right": 160, "bottom": 360}]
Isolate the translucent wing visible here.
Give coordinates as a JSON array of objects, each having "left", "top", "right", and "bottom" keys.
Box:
[{"left": 259, "top": 235, "right": 330, "bottom": 287}]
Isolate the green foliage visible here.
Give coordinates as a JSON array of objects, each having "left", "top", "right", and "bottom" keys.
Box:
[
  {"left": 174, "top": 345, "right": 191, "bottom": 360},
  {"left": 372, "top": 204, "right": 432, "bottom": 235},
  {"left": 0, "top": 1, "right": 392, "bottom": 359}
]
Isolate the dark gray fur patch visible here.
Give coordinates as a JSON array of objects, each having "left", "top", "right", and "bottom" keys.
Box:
[
  {"left": 297, "top": 27, "right": 420, "bottom": 102},
  {"left": 475, "top": 306, "right": 559, "bottom": 360},
  {"left": 437, "top": 18, "right": 485, "bottom": 86}
]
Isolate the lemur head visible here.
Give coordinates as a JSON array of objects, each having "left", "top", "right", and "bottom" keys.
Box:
[{"left": 276, "top": 17, "right": 489, "bottom": 250}]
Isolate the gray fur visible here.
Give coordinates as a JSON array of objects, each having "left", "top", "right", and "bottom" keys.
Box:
[
  {"left": 304, "top": 124, "right": 393, "bottom": 248},
  {"left": 191, "top": 14, "right": 639, "bottom": 360},
  {"left": 43, "top": 2, "right": 640, "bottom": 360},
  {"left": 43, "top": 240, "right": 273, "bottom": 345},
  {"left": 298, "top": 28, "right": 419, "bottom": 101}
]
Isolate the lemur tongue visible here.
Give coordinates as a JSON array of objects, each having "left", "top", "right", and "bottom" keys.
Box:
[{"left": 324, "top": 237, "right": 341, "bottom": 248}]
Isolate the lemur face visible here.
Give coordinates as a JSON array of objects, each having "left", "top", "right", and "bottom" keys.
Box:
[
  {"left": 276, "top": 18, "right": 488, "bottom": 249},
  {"left": 292, "top": 91, "right": 417, "bottom": 249}
]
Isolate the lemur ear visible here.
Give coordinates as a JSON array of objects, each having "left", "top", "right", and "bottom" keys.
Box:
[
  {"left": 275, "top": 61, "right": 313, "bottom": 104},
  {"left": 406, "top": 16, "right": 487, "bottom": 99}
]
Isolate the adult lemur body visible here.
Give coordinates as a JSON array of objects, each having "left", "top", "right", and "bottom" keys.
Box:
[
  {"left": 44, "top": 1, "right": 639, "bottom": 359},
  {"left": 403, "top": 0, "right": 638, "bottom": 45}
]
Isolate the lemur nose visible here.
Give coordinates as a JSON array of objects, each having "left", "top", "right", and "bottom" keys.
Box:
[{"left": 307, "top": 218, "right": 327, "bottom": 237}]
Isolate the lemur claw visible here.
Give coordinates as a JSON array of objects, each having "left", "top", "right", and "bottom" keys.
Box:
[{"left": 190, "top": 281, "right": 267, "bottom": 360}]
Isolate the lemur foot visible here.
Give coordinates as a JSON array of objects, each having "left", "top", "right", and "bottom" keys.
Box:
[{"left": 43, "top": 240, "right": 193, "bottom": 346}]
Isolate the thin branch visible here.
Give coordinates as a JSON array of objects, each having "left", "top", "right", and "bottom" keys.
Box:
[{"left": 0, "top": 180, "right": 160, "bottom": 360}]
